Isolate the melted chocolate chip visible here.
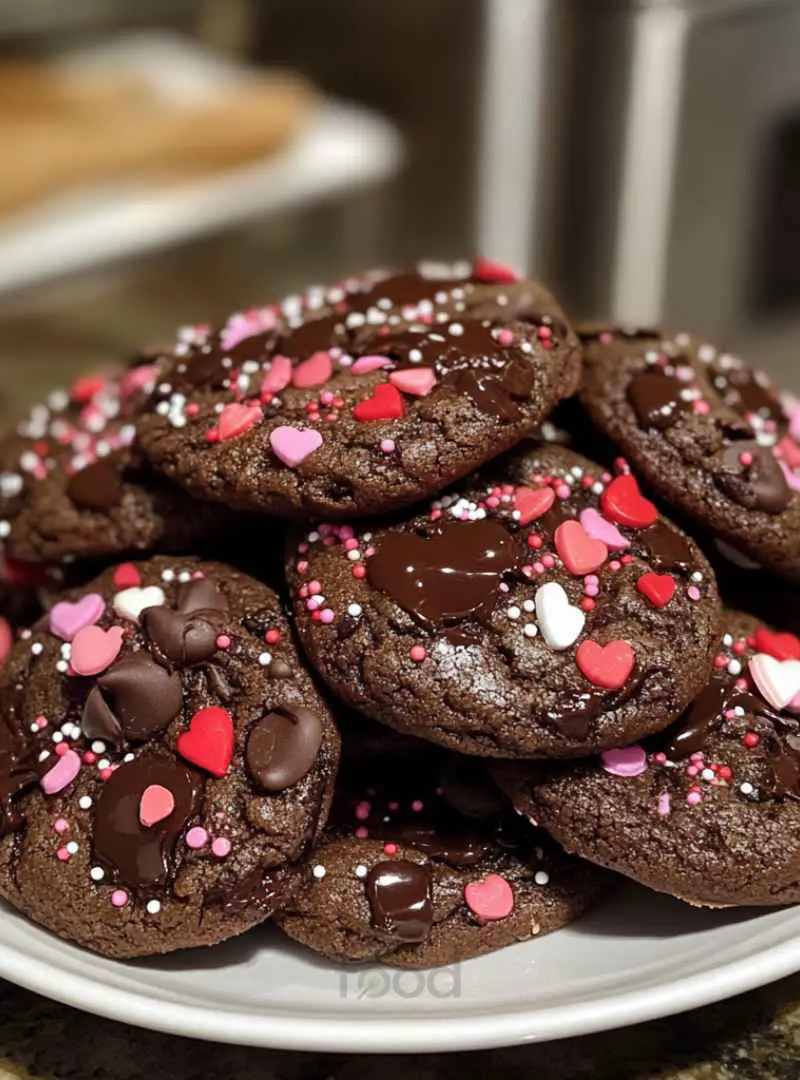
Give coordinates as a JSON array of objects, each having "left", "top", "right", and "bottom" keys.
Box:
[
  {"left": 0, "top": 716, "right": 38, "bottom": 835},
  {"left": 82, "top": 655, "right": 183, "bottom": 745},
  {"left": 93, "top": 755, "right": 199, "bottom": 890},
  {"left": 635, "top": 521, "right": 695, "bottom": 572},
  {"left": 246, "top": 706, "right": 323, "bottom": 792},
  {"left": 142, "top": 606, "right": 223, "bottom": 667},
  {"left": 364, "top": 860, "right": 434, "bottom": 944},
  {"left": 177, "top": 578, "right": 229, "bottom": 614},
  {"left": 268, "top": 658, "right": 293, "bottom": 680},
  {"left": 67, "top": 457, "right": 124, "bottom": 511},
  {"left": 715, "top": 441, "right": 790, "bottom": 514},
  {"left": 391, "top": 825, "right": 487, "bottom": 868},
  {"left": 667, "top": 680, "right": 731, "bottom": 759},
  {"left": 709, "top": 363, "right": 784, "bottom": 424},
  {"left": 207, "top": 863, "right": 300, "bottom": 916},
  {"left": 368, "top": 519, "right": 517, "bottom": 632},
  {"left": 627, "top": 371, "right": 689, "bottom": 431}
]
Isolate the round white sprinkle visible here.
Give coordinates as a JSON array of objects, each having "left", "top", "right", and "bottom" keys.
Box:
[
  {"left": 66, "top": 841, "right": 79, "bottom": 855},
  {"left": 90, "top": 867, "right": 104, "bottom": 882},
  {"left": 60, "top": 643, "right": 72, "bottom": 658},
  {"left": 97, "top": 758, "right": 110, "bottom": 771},
  {"left": 740, "top": 782, "right": 754, "bottom": 796},
  {"left": 78, "top": 796, "right": 92, "bottom": 810},
  {"left": 691, "top": 571, "right": 703, "bottom": 584},
  {"left": 727, "top": 659, "right": 742, "bottom": 676},
  {"left": 312, "top": 865, "right": 327, "bottom": 880},
  {"left": 52, "top": 732, "right": 63, "bottom": 744},
  {"left": 258, "top": 652, "right": 272, "bottom": 667},
  {"left": 178, "top": 571, "right": 191, "bottom": 583},
  {"left": 29, "top": 723, "right": 39, "bottom": 734},
  {"left": 347, "top": 550, "right": 361, "bottom": 562},
  {"left": 534, "top": 871, "right": 550, "bottom": 886},
  {"left": 449, "top": 323, "right": 464, "bottom": 336},
  {"left": 146, "top": 900, "right": 162, "bottom": 915},
  {"left": 592, "top": 482, "right": 604, "bottom": 496},
  {"left": 55, "top": 660, "right": 68, "bottom": 673},
  {"left": 507, "top": 606, "right": 521, "bottom": 620},
  {"left": 91, "top": 741, "right": 106, "bottom": 754},
  {"left": 347, "top": 604, "right": 362, "bottom": 617},
  {"left": 523, "top": 623, "right": 538, "bottom": 638},
  {"left": 354, "top": 865, "right": 368, "bottom": 879},
  {"left": 124, "top": 753, "right": 134, "bottom": 763},
  {"left": 722, "top": 634, "right": 733, "bottom": 647},
  {"left": 522, "top": 599, "right": 535, "bottom": 613},
  {"left": 38, "top": 750, "right": 50, "bottom": 763},
  {"left": 701, "top": 768, "right": 715, "bottom": 782},
  {"left": 161, "top": 569, "right": 175, "bottom": 583},
  {"left": 31, "top": 643, "right": 43, "bottom": 657}
]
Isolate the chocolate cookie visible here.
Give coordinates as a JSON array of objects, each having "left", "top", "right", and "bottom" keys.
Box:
[
  {"left": 493, "top": 612, "right": 800, "bottom": 907},
  {"left": 135, "top": 259, "right": 582, "bottom": 519},
  {"left": 0, "top": 357, "right": 228, "bottom": 563},
  {"left": 0, "top": 556, "right": 340, "bottom": 958},
  {"left": 579, "top": 327, "right": 800, "bottom": 582},
  {"left": 276, "top": 727, "right": 610, "bottom": 967},
  {"left": 288, "top": 444, "right": 720, "bottom": 758}
]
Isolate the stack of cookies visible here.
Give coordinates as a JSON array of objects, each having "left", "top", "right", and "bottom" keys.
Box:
[{"left": 0, "top": 260, "right": 797, "bottom": 967}]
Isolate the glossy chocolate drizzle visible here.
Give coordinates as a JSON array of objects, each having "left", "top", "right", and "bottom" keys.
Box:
[{"left": 627, "top": 371, "right": 690, "bottom": 431}]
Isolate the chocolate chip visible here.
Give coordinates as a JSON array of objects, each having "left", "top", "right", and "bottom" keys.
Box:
[
  {"left": 67, "top": 458, "right": 123, "bottom": 511},
  {"left": 246, "top": 707, "right": 323, "bottom": 791},
  {"left": 82, "top": 654, "right": 183, "bottom": 744},
  {"left": 143, "top": 607, "right": 222, "bottom": 666},
  {"left": 364, "top": 860, "right": 434, "bottom": 943}
]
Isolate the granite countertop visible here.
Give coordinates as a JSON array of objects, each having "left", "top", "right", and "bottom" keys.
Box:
[{"left": 1, "top": 238, "right": 798, "bottom": 1080}]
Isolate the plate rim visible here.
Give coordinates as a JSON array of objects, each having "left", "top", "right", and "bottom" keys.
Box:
[{"left": 0, "top": 927, "right": 799, "bottom": 1052}]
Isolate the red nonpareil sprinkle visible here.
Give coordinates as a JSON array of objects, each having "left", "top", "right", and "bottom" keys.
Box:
[
  {"left": 527, "top": 534, "right": 543, "bottom": 549},
  {"left": 206, "top": 429, "right": 220, "bottom": 444},
  {"left": 743, "top": 731, "right": 760, "bottom": 748},
  {"left": 265, "top": 629, "right": 281, "bottom": 645},
  {"left": 713, "top": 654, "right": 728, "bottom": 668},
  {"left": 383, "top": 842, "right": 399, "bottom": 856},
  {"left": 579, "top": 597, "right": 595, "bottom": 613},
  {"left": 410, "top": 645, "right": 427, "bottom": 662},
  {"left": 352, "top": 565, "right": 366, "bottom": 579},
  {"left": 99, "top": 768, "right": 113, "bottom": 781},
  {"left": 216, "top": 635, "right": 231, "bottom": 649},
  {"left": 718, "top": 765, "right": 733, "bottom": 781}
]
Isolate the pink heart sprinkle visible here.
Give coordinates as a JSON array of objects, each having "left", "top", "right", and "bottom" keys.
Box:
[
  {"left": 292, "top": 351, "right": 333, "bottom": 389},
  {"left": 139, "top": 783, "right": 175, "bottom": 828},
  {"left": 780, "top": 460, "right": 800, "bottom": 494},
  {"left": 41, "top": 749, "right": 81, "bottom": 796},
  {"left": 579, "top": 508, "right": 630, "bottom": 552},
  {"left": 601, "top": 745, "right": 648, "bottom": 777},
  {"left": 269, "top": 426, "right": 323, "bottom": 468},
  {"left": 70, "top": 625, "right": 124, "bottom": 676},
  {"left": 49, "top": 593, "right": 105, "bottom": 642},
  {"left": 389, "top": 367, "right": 438, "bottom": 397},
  {"left": 261, "top": 354, "right": 293, "bottom": 394},
  {"left": 464, "top": 873, "right": 514, "bottom": 923},
  {"left": 351, "top": 355, "right": 392, "bottom": 375},
  {"left": 217, "top": 402, "right": 262, "bottom": 441}
]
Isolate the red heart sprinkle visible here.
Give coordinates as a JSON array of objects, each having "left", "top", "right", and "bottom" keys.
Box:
[
  {"left": 754, "top": 627, "right": 800, "bottom": 662},
  {"left": 555, "top": 520, "right": 608, "bottom": 575},
  {"left": 464, "top": 873, "right": 514, "bottom": 923},
  {"left": 216, "top": 402, "right": 263, "bottom": 442},
  {"left": 636, "top": 572, "right": 676, "bottom": 608},
  {"left": 601, "top": 474, "right": 658, "bottom": 529},
  {"left": 576, "top": 639, "right": 635, "bottom": 690},
  {"left": 352, "top": 382, "right": 405, "bottom": 422},
  {"left": 113, "top": 562, "right": 141, "bottom": 590},
  {"left": 514, "top": 485, "right": 555, "bottom": 526},
  {"left": 472, "top": 256, "right": 519, "bottom": 284},
  {"left": 177, "top": 706, "right": 234, "bottom": 778}
]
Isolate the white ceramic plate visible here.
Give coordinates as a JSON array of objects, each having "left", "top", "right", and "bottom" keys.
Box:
[{"left": 1, "top": 886, "right": 798, "bottom": 1052}]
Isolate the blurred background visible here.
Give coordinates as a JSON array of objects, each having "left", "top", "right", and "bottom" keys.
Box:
[{"left": 0, "top": 0, "right": 798, "bottom": 417}]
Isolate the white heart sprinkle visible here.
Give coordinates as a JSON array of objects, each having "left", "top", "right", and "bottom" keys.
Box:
[
  {"left": 113, "top": 586, "right": 166, "bottom": 624},
  {"left": 749, "top": 653, "right": 800, "bottom": 711},
  {"left": 534, "top": 582, "right": 585, "bottom": 651}
]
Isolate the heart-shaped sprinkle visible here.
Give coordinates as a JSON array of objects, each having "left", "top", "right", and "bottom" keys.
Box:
[
  {"left": 555, "top": 520, "right": 608, "bottom": 575},
  {"left": 576, "top": 639, "right": 635, "bottom": 690},
  {"left": 40, "top": 749, "right": 81, "bottom": 795},
  {"left": 352, "top": 382, "right": 405, "bottom": 422},
  {"left": 49, "top": 593, "right": 105, "bottom": 642},
  {"left": 779, "top": 460, "right": 800, "bottom": 494},
  {"left": 473, "top": 256, "right": 519, "bottom": 284},
  {"left": 292, "top": 351, "right": 333, "bottom": 389},
  {"left": 351, "top": 355, "right": 392, "bottom": 375},
  {"left": 753, "top": 628, "right": 800, "bottom": 662},
  {"left": 464, "top": 873, "right": 514, "bottom": 923},
  {"left": 261, "top": 354, "right": 293, "bottom": 394},
  {"left": 636, "top": 572, "right": 676, "bottom": 608},
  {"left": 139, "top": 783, "right": 175, "bottom": 828},
  {"left": 113, "top": 586, "right": 166, "bottom": 624},
  {"left": 749, "top": 653, "right": 800, "bottom": 711},
  {"left": 579, "top": 508, "right": 630, "bottom": 552},
  {"left": 601, "top": 474, "right": 658, "bottom": 529},
  {"left": 514, "top": 485, "right": 554, "bottom": 526},
  {"left": 113, "top": 562, "right": 141, "bottom": 590},
  {"left": 389, "top": 367, "right": 437, "bottom": 397},
  {"left": 269, "top": 426, "right": 324, "bottom": 468},
  {"left": 70, "top": 625, "right": 125, "bottom": 676},
  {"left": 217, "top": 402, "right": 263, "bottom": 442},
  {"left": 177, "top": 706, "right": 234, "bottom": 778},
  {"left": 535, "top": 582, "right": 585, "bottom": 650},
  {"left": 601, "top": 745, "right": 648, "bottom": 777}
]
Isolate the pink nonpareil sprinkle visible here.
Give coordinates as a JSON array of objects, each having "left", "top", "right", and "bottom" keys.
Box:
[{"left": 658, "top": 792, "right": 671, "bottom": 816}]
